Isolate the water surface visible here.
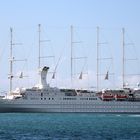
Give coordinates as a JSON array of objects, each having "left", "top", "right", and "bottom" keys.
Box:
[{"left": 0, "top": 113, "right": 140, "bottom": 140}]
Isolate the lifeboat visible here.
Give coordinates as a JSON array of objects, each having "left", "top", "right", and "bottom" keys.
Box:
[
  {"left": 101, "top": 94, "right": 114, "bottom": 101},
  {"left": 115, "top": 94, "right": 127, "bottom": 101}
]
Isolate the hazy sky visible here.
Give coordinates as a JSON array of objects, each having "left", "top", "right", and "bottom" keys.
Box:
[{"left": 0, "top": 0, "right": 140, "bottom": 92}]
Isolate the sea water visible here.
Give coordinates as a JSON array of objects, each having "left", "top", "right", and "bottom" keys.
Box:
[{"left": 0, "top": 113, "right": 140, "bottom": 140}]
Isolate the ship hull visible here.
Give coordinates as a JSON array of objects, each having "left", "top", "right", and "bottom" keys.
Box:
[{"left": 0, "top": 99, "right": 140, "bottom": 113}]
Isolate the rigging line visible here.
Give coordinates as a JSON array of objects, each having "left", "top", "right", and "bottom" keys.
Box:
[
  {"left": 104, "top": 30, "right": 115, "bottom": 86},
  {"left": 0, "top": 43, "right": 7, "bottom": 62},
  {"left": 78, "top": 58, "right": 89, "bottom": 89},
  {"left": 23, "top": 44, "right": 35, "bottom": 86},
  {"left": 80, "top": 57, "right": 87, "bottom": 75},
  {"left": 49, "top": 41, "right": 56, "bottom": 70},
  {"left": 49, "top": 44, "right": 67, "bottom": 84},
  {"left": 12, "top": 41, "right": 28, "bottom": 77},
  {"left": 107, "top": 48, "right": 114, "bottom": 73}
]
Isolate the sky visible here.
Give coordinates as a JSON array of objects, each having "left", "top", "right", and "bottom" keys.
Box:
[{"left": 0, "top": 0, "right": 140, "bottom": 92}]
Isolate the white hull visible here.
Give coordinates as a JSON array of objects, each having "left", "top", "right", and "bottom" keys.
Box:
[{"left": 0, "top": 98, "right": 140, "bottom": 113}]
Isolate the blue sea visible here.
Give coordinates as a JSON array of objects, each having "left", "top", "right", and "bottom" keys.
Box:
[{"left": 0, "top": 113, "right": 140, "bottom": 140}]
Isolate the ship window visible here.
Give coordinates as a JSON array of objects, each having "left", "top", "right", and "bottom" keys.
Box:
[
  {"left": 80, "top": 98, "right": 88, "bottom": 100},
  {"left": 52, "top": 98, "right": 54, "bottom": 100},
  {"left": 44, "top": 98, "right": 46, "bottom": 100},
  {"left": 41, "top": 93, "right": 43, "bottom": 96},
  {"left": 41, "top": 98, "right": 43, "bottom": 100},
  {"left": 63, "top": 97, "right": 76, "bottom": 100},
  {"left": 89, "top": 98, "right": 97, "bottom": 100},
  {"left": 49, "top": 98, "right": 50, "bottom": 100}
]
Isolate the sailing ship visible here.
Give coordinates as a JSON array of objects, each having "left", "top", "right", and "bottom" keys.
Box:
[{"left": 0, "top": 25, "right": 140, "bottom": 113}]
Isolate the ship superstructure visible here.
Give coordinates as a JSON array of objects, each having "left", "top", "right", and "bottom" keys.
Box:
[{"left": 0, "top": 65, "right": 140, "bottom": 113}]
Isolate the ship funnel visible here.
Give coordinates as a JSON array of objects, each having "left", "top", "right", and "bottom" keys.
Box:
[{"left": 39, "top": 66, "right": 49, "bottom": 89}]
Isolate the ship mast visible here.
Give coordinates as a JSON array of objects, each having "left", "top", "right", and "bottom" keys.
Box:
[
  {"left": 38, "top": 24, "right": 41, "bottom": 70},
  {"left": 96, "top": 27, "right": 113, "bottom": 90},
  {"left": 96, "top": 26, "right": 99, "bottom": 91},
  {"left": 9, "top": 28, "right": 25, "bottom": 94},
  {"left": 38, "top": 24, "right": 51, "bottom": 70},
  {"left": 70, "top": 25, "right": 73, "bottom": 87},
  {"left": 9, "top": 28, "right": 13, "bottom": 93},
  {"left": 38, "top": 24, "right": 52, "bottom": 85},
  {"left": 122, "top": 28, "right": 125, "bottom": 88},
  {"left": 70, "top": 25, "right": 85, "bottom": 88}
]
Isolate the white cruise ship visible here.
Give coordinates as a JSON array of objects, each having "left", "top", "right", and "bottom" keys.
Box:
[
  {"left": 0, "top": 66, "right": 140, "bottom": 113},
  {"left": 0, "top": 25, "right": 140, "bottom": 113}
]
